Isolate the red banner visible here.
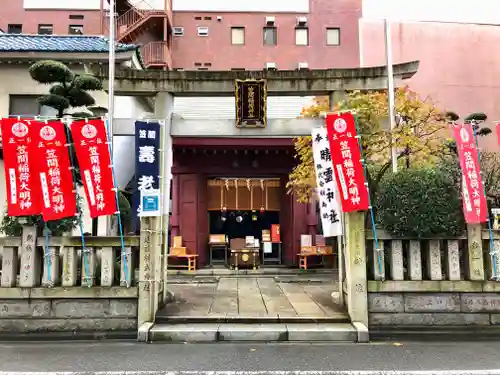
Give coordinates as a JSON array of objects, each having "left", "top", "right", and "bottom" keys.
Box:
[
  {"left": 453, "top": 124, "right": 488, "bottom": 223},
  {"left": 326, "top": 112, "right": 370, "bottom": 212},
  {"left": 31, "top": 120, "right": 77, "bottom": 221},
  {"left": 0, "top": 118, "right": 41, "bottom": 216},
  {"left": 496, "top": 122, "right": 500, "bottom": 146},
  {"left": 70, "top": 119, "right": 117, "bottom": 218}
]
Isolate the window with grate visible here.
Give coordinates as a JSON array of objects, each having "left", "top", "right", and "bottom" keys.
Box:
[{"left": 263, "top": 27, "right": 277, "bottom": 45}]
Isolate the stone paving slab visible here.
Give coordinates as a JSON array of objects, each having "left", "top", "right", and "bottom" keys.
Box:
[{"left": 159, "top": 276, "right": 346, "bottom": 319}]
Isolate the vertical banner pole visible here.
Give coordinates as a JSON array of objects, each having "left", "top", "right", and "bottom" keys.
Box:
[
  {"left": 104, "top": 118, "right": 129, "bottom": 287},
  {"left": 471, "top": 121, "right": 498, "bottom": 280},
  {"left": 354, "top": 115, "right": 384, "bottom": 279},
  {"left": 63, "top": 119, "right": 90, "bottom": 286}
]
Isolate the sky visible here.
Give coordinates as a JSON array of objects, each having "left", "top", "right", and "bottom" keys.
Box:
[{"left": 362, "top": 0, "right": 500, "bottom": 25}]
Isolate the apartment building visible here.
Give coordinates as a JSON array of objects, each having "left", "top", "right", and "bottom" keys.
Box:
[{"left": 1, "top": 0, "right": 361, "bottom": 70}]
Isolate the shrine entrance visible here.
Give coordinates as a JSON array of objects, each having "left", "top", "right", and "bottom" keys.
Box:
[{"left": 101, "top": 60, "right": 419, "bottom": 341}]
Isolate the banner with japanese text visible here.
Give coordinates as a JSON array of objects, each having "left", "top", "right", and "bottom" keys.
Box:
[
  {"left": 311, "top": 127, "right": 342, "bottom": 237},
  {"left": 31, "top": 120, "right": 77, "bottom": 221},
  {"left": 0, "top": 118, "right": 41, "bottom": 216},
  {"left": 454, "top": 124, "right": 488, "bottom": 223},
  {"left": 326, "top": 112, "right": 370, "bottom": 212},
  {"left": 70, "top": 119, "right": 117, "bottom": 218},
  {"left": 496, "top": 122, "right": 500, "bottom": 146},
  {"left": 133, "top": 121, "right": 161, "bottom": 226}
]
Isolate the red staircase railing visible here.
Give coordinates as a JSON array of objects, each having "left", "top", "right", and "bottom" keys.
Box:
[{"left": 141, "top": 41, "right": 172, "bottom": 69}]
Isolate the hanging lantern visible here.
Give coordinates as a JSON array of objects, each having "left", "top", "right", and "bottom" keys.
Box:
[{"left": 260, "top": 205, "right": 265, "bottom": 213}]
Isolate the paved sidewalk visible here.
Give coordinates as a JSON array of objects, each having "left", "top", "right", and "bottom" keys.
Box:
[{"left": 159, "top": 277, "right": 345, "bottom": 318}]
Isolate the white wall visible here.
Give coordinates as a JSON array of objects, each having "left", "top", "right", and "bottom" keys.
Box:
[
  {"left": 129, "top": 0, "right": 166, "bottom": 10},
  {"left": 362, "top": 0, "right": 500, "bottom": 24},
  {"left": 23, "top": 0, "right": 101, "bottom": 10},
  {"left": 173, "top": 0, "right": 309, "bottom": 13}
]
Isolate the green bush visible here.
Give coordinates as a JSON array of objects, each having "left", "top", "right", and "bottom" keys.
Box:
[{"left": 375, "top": 168, "right": 464, "bottom": 237}]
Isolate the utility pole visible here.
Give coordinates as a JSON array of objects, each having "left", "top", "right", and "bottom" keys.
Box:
[{"left": 384, "top": 19, "right": 398, "bottom": 173}]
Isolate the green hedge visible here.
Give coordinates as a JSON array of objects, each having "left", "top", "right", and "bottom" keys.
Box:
[{"left": 375, "top": 168, "right": 464, "bottom": 237}]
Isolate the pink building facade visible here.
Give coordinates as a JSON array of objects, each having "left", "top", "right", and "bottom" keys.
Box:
[
  {"left": 171, "top": 0, "right": 361, "bottom": 70},
  {"left": 360, "top": 20, "right": 500, "bottom": 150}
]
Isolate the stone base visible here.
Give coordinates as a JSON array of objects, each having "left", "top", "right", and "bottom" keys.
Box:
[
  {"left": 368, "top": 291, "right": 500, "bottom": 327},
  {"left": 0, "top": 295, "right": 137, "bottom": 335}
]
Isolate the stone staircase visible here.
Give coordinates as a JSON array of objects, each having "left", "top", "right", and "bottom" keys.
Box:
[{"left": 145, "top": 315, "right": 367, "bottom": 343}]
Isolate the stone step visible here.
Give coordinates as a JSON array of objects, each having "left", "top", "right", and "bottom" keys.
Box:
[
  {"left": 155, "top": 314, "right": 350, "bottom": 324},
  {"left": 148, "top": 322, "right": 363, "bottom": 342}
]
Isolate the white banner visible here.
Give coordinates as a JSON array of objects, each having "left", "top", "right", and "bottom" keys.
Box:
[{"left": 312, "top": 128, "right": 343, "bottom": 237}]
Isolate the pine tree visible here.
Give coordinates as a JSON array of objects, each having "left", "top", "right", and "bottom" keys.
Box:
[{"left": 29, "top": 60, "right": 103, "bottom": 118}]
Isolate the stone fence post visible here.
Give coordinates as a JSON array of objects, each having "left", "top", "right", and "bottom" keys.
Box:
[{"left": 19, "top": 225, "right": 40, "bottom": 287}]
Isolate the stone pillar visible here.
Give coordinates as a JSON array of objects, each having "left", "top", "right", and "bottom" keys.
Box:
[
  {"left": 19, "top": 226, "right": 40, "bottom": 287},
  {"left": 447, "top": 240, "right": 461, "bottom": 281},
  {"left": 138, "top": 216, "right": 156, "bottom": 327},
  {"left": 408, "top": 240, "right": 422, "bottom": 281},
  {"left": 390, "top": 240, "right": 404, "bottom": 281},
  {"left": 344, "top": 211, "right": 368, "bottom": 327},
  {"left": 467, "top": 224, "right": 485, "bottom": 280},
  {"left": 154, "top": 92, "right": 174, "bottom": 305}
]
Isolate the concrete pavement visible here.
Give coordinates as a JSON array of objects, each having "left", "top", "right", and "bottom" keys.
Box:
[{"left": 0, "top": 341, "right": 499, "bottom": 372}]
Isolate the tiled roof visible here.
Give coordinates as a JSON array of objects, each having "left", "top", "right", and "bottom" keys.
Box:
[{"left": 0, "top": 34, "right": 138, "bottom": 53}]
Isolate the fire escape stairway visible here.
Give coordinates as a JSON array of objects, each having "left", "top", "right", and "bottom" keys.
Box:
[{"left": 116, "top": 6, "right": 166, "bottom": 44}]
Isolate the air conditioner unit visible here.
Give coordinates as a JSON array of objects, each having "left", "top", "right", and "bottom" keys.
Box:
[
  {"left": 298, "top": 62, "right": 309, "bottom": 70},
  {"left": 173, "top": 27, "right": 184, "bottom": 36},
  {"left": 265, "top": 16, "right": 275, "bottom": 25},
  {"left": 197, "top": 26, "right": 209, "bottom": 36},
  {"left": 296, "top": 16, "right": 308, "bottom": 26},
  {"left": 265, "top": 62, "right": 277, "bottom": 70}
]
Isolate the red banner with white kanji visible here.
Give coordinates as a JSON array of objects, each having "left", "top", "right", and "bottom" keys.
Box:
[
  {"left": 0, "top": 118, "right": 42, "bottom": 216},
  {"left": 496, "top": 122, "right": 500, "bottom": 146},
  {"left": 326, "top": 112, "right": 370, "bottom": 212},
  {"left": 70, "top": 119, "right": 117, "bottom": 218},
  {"left": 31, "top": 120, "right": 77, "bottom": 221},
  {"left": 453, "top": 124, "right": 488, "bottom": 223}
]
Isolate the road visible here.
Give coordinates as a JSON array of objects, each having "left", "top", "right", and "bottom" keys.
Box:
[{"left": 0, "top": 340, "right": 499, "bottom": 373}]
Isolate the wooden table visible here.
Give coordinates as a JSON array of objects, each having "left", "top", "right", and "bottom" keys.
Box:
[
  {"left": 298, "top": 246, "right": 335, "bottom": 270},
  {"left": 167, "top": 254, "right": 198, "bottom": 271}
]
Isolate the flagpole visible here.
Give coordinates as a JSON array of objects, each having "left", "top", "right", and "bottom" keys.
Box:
[
  {"left": 107, "top": 0, "right": 116, "bottom": 235},
  {"left": 384, "top": 18, "right": 398, "bottom": 173},
  {"left": 108, "top": 0, "right": 115, "bottom": 149}
]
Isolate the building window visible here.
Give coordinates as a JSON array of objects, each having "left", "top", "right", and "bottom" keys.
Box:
[
  {"left": 69, "top": 14, "right": 84, "bottom": 20},
  {"left": 69, "top": 25, "right": 83, "bottom": 35},
  {"left": 7, "top": 24, "right": 22, "bottom": 34},
  {"left": 194, "top": 16, "right": 202, "bottom": 20},
  {"left": 173, "top": 27, "right": 184, "bottom": 36},
  {"left": 204, "top": 16, "right": 212, "bottom": 20},
  {"left": 295, "top": 28, "right": 308, "bottom": 46},
  {"left": 197, "top": 26, "right": 208, "bottom": 36},
  {"left": 326, "top": 28, "right": 340, "bottom": 46},
  {"left": 263, "top": 27, "right": 277, "bottom": 45},
  {"left": 38, "top": 24, "right": 53, "bottom": 35},
  {"left": 231, "top": 27, "right": 245, "bottom": 45},
  {"left": 9, "top": 95, "right": 57, "bottom": 117}
]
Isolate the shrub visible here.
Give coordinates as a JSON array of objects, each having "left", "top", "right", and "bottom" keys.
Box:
[{"left": 375, "top": 168, "right": 464, "bottom": 237}]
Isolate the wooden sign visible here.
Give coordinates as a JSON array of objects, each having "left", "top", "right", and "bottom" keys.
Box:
[{"left": 235, "top": 79, "right": 267, "bottom": 127}]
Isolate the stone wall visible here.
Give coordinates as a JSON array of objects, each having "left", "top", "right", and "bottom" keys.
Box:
[
  {"left": 0, "top": 288, "right": 137, "bottom": 335},
  {"left": 369, "top": 292, "right": 500, "bottom": 326}
]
